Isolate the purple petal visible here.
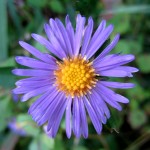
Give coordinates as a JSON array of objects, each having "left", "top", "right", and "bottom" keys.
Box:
[
  {"left": 87, "top": 93, "right": 107, "bottom": 124},
  {"left": 81, "top": 17, "right": 93, "bottom": 56},
  {"left": 21, "top": 85, "right": 52, "bottom": 102},
  {"left": 15, "top": 56, "right": 57, "bottom": 70},
  {"left": 101, "top": 81, "right": 135, "bottom": 89},
  {"left": 36, "top": 92, "right": 64, "bottom": 127},
  {"left": 12, "top": 69, "right": 53, "bottom": 77},
  {"left": 100, "top": 69, "right": 133, "bottom": 77},
  {"left": 72, "top": 97, "right": 81, "bottom": 138},
  {"left": 74, "top": 14, "right": 86, "bottom": 56},
  {"left": 94, "top": 34, "right": 120, "bottom": 61},
  {"left": 95, "top": 83, "right": 122, "bottom": 111},
  {"left": 65, "top": 97, "right": 72, "bottom": 138},
  {"left": 15, "top": 76, "right": 51, "bottom": 86},
  {"left": 114, "top": 66, "right": 139, "bottom": 73},
  {"left": 43, "top": 125, "right": 53, "bottom": 138},
  {"left": 87, "top": 20, "right": 106, "bottom": 49},
  {"left": 31, "top": 33, "right": 64, "bottom": 59},
  {"left": 30, "top": 88, "right": 58, "bottom": 122},
  {"left": 91, "top": 90, "right": 110, "bottom": 119},
  {"left": 28, "top": 87, "right": 57, "bottom": 114},
  {"left": 47, "top": 92, "right": 65, "bottom": 131},
  {"left": 65, "top": 15, "right": 75, "bottom": 55},
  {"left": 55, "top": 19, "right": 73, "bottom": 57},
  {"left": 94, "top": 54, "right": 135, "bottom": 71},
  {"left": 13, "top": 87, "right": 33, "bottom": 94},
  {"left": 86, "top": 24, "right": 113, "bottom": 59},
  {"left": 15, "top": 78, "right": 53, "bottom": 87},
  {"left": 51, "top": 97, "right": 67, "bottom": 137},
  {"left": 83, "top": 96, "right": 102, "bottom": 134},
  {"left": 79, "top": 97, "right": 88, "bottom": 138},
  {"left": 49, "top": 19, "right": 68, "bottom": 56},
  {"left": 19, "top": 41, "right": 53, "bottom": 63},
  {"left": 44, "top": 24, "right": 67, "bottom": 58}
]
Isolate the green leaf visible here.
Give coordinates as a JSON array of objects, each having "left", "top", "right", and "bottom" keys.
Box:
[
  {"left": 7, "top": 0, "right": 23, "bottom": 35},
  {"left": 106, "top": 108, "right": 123, "bottom": 133},
  {"left": 74, "top": 146, "right": 88, "bottom": 150},
  {"left": 29, "top": 134, "right": 54, "bottom": 150},
  {"left": 0, "top": 94, "right": 12, "bottom": 132},
  {"left": 0, "top": 67, "right": 16, "bottom": 88},
  {"left": 40, "top": 134, "right": 54, "bottom": 150},
  {"left": 108, "top": 14, "right": 130, "bottom": 34},
  {"left": 129, "top": 109, "right": 147, "bottom": 129},
  {"left": 0, "top": 57, "right": 16, "bottom": 68},
  {"left": 102, "top": 5, "right": 150, "bottom": 15},
  {"left": 136, "top": 54, "right": 150, "bottom": 73},
  {"left": 27, "top": 0, "right": 47, "bottom": 8},
  {"left": 49, "top": 0, "right": 65, "bottom": 13},
  {"left": 113, "top": 40, "right": 142, "bottom": 54},
  {"left": 0, "top": 0, "right": 8, "bottom": 61}
]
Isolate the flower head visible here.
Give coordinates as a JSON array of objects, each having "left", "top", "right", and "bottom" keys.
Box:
[
  {"left": 8, "top": 118, "right": 27, "bottom": 136},
  {"left": 12, "top": 14, "right": 138, "bottom": 138}
]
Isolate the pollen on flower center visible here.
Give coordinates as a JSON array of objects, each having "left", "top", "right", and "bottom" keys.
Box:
[{"left": 54, "top": 56, "right": 97, "bottom": 97}]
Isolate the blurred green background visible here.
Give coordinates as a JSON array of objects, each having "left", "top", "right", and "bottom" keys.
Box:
[{"left": 0, "top": 0, "right": 150, "bottom": 150}]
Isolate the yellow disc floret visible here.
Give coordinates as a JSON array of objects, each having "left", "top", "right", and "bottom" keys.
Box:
[{"left": 54, "top": 56, "right": 97, "bottom": 97}]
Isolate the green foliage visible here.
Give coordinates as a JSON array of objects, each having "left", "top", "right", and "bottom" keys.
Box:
[{"left": 136, "top": 54, "right": 150, "bottom": 73}]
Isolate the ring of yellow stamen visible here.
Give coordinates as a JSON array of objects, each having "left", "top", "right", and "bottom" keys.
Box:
[{"left": 54, "top": 56, "right": 97, "bottom": 98}]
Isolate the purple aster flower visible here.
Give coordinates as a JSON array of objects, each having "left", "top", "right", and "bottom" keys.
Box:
[
  {"left": 12, "top": 14, "right": 138, "bottom": 138},
  {"left": 8, "top": 118, "right": 27, "bottom": 136}
]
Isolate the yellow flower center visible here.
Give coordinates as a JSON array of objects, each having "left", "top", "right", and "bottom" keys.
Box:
[{"left": 54, "top": 56, "right": 97, "bottom": 97}]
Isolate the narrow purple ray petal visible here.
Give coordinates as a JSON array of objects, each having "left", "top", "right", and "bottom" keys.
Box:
[
  {"left": 65, "top": 16, "right": 75, "bottom": 55},
  {"left": 74, "top": 14, "right": 86, "bottom": 56},
  {"left": 19, "top": 41, "right": 53, "bottom": 63},
  {"left": 114, "top": 94, "right": 129, "bottom": 103},
  {"left": 34, "top": 90, "right": 60, "bottom": 125},
  {"left": 65, "top": 97, "right": 72, "bottom": 138},
  {"left": 94, "top": 54, "right": 135, "bottom": 70},
  {"left": 31, "top": 33, "right": 63, "bottom": 59},
  {"left": 72, "top": 97, "right": 80, "bottom": 138},
  {"left": 28, "top": 87, "right": 57, "bottom": 114},
  {"left": 86, "top": 25, "right": 114, "bottom": 59},
  {"left": 12, "top": 69, "right": 53, "bottom": 77},
  {"left": 15, "top": 56, "right": 57, "bottom": 70},
  {"left": 87, "top": 20, "right": 106, "bottom": 49},
  {"left": 91, "top": 89, "right": 110, "bottom": 119},
  {"left": 13, "top": 87, "right": 33, "bottom": 94},
  {"left": 15, "top": 78, "right": 53, "bottom": 86},
  {"left": 49, "top": 19, "right": 68, "bottom": 56},
  {"left": 43, "top": 126, "right": 53, "bottom": 138},
  {"left": 94, "top": 34, "right": 120, "bottom": 62},
  {"left": 15, "top": 76, "right": 51, "bottom": 86},
  {"left": 51, "top": 97, "right": 67, "bottom": 137},
  {"left": 30, "top": 90, "right": 58, "bottom": 121},
  {"left": 44, "top": 23, "right": 67, "bottom": 58},
  {"left": 55, "top": 19, "right": 73, "bottom": 57},
  {"left": 36, "top": 92, "right": 64, "bottom": 127},
  {"left": 83, "top": 96, "right": 102, "bottom": 134},
  {"left": 114, "top": 66, "right": 139, "bottom": 73},
  {"left": 95, "top": 83, "right": 122, "bottom": 111},
  {"left": 87, "top": 93, "right": 107, "bottom": 124},
  {"left": 99, "top": 69, "right": 133, "bottom": 77},
  {"left": 21, "top": 85, "right": 52, "bottom": 102},
  {"left": 47, "top": 92, "right": 65, "bottom": 131},
  {"left": 96, "top": 83, "right": 129, "bottom": 104},
  {"left": 79, "top": 98, "right": 88, "bottom": 138},
  {"left": 101, "top": 81, "right": 135, "bottom": 89},
  {"left": 81, "top": 17, "right": 94, "bottom": 56}
]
